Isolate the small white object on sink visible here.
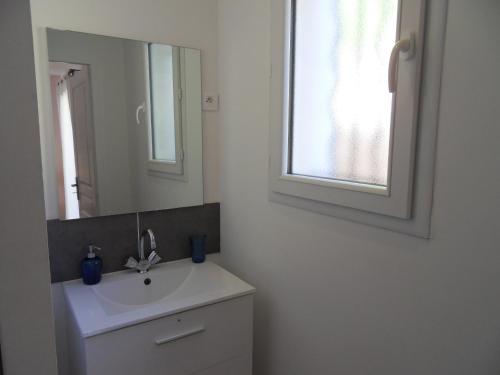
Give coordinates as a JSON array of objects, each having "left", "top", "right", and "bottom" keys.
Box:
[{"left": 64, "top": 259, "right": 255, "bottom": 375}]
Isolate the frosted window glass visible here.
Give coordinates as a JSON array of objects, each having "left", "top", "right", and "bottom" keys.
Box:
[
  {"left": 291, "top": 0, "right": 398, "bottom": 186},
  {"left": 149, "top": 44, "right": 176, "bottom": 162}
]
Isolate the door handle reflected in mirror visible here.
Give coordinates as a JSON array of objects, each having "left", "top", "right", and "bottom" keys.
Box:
[{"left": 71, "top": 177, "right": 80, "bottom": 201}]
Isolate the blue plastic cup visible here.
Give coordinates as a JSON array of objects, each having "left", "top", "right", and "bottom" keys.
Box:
[{"left": 190, "top": 235, "right": 207, "bottom": 263}]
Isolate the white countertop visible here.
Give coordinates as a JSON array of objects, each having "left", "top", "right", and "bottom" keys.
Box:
[{"left": 63, "top": 259, "right": 255, "bottom": 338}]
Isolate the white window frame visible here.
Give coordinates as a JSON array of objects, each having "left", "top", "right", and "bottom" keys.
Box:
[
  {"left": 145, "top": 44, "right": 185, "bottom": 176},
  {"left": 269, "top": 0, "right": 449, "bottom": 237}
]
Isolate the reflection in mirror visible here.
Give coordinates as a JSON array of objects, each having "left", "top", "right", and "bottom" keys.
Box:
[
  {"left": 44, "top": 29, "right": 203, "bottom": 220},
  {"left": 149, "top": 44, "right": 179, "bottom": 163}
]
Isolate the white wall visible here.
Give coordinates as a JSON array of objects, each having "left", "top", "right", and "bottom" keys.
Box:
[
  {"left": 30, "top": 0, "right": 220, "bottom": 213},
  {"left": 218, "top": 1, "right": 500, "bottom": 374},
  {"left": 46, "top": 30, "right": 135, "bottom": 218},
  {"left": 0, "top": 1, "right": 58, "bottom": 374}
]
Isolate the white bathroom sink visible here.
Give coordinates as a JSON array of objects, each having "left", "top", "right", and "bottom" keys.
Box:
[
  {"left": 63, "top": 259, "right": 255, "bottom": 337},
  {"left": 93, "top": 261, "right": 192, "bottom": 307}
]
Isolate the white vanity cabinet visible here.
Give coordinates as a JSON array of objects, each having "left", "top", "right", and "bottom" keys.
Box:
[
  {"left": 68, "top": 295, "right": 253, "bottom": 375},
  {"left": 64, "top": 261, "right": 256, "bottom": 375}
]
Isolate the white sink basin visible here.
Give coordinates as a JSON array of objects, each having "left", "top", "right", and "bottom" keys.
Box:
[
  {"left": 93, "top": 262, "right": 192, "bottom": 307},
  {"left": 63, "top": 259, "right": 255, "bottom": 337}
]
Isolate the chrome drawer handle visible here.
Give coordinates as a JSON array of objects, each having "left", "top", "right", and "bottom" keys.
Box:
[{"left": 154, "top": 326, "right": 205, "bottom": 345}]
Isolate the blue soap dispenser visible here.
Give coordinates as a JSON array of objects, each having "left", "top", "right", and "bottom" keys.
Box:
[{"left": 81, "top": 245, "right": 103, "bottom": 285}]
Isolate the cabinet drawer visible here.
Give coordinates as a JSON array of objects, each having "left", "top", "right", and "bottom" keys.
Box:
[{"left": 84, "top": 295, "right": 253, "bottom": 375}]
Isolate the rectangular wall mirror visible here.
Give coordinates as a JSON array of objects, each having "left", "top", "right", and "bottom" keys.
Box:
[{"left": 41, "top": 29, "right": 203, "bottom": 220}]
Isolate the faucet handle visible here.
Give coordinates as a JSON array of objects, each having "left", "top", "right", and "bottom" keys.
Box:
[
  {"left": 124, "top": 257, "right": 138, "bottom": 269},
  {"left": 148, "top": 251, "right": 161, "bottom": 265}
]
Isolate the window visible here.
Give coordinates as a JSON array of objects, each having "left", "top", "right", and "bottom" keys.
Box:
[
  {"left": 291, "top": 0, "right": 398, "bottom": 188},
  {"left": 270, "top": 0, "right": 448, "bottom": 237},
  {"left": 147, "top": 43, "right": 183, "bottom": 175}
]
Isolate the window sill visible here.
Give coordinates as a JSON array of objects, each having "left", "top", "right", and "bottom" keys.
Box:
[{"left": 279, "top": 174, "right": 389, "bottom": 196}]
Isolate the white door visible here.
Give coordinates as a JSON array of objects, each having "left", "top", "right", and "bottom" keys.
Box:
[{"left": 68, "top": 66, "right": 99, "bottom": 218}]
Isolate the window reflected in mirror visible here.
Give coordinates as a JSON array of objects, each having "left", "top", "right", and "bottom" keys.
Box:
[
  {"left": 147, "top": 43, "right": 183, "bottom": 175},
  {"left": 148, "top": 44, "right": 180, "bottom": 164}
]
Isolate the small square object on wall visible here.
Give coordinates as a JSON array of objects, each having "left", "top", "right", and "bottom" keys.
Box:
[{"left": 202, "top": 92, "right": 219, "bottom": 111}]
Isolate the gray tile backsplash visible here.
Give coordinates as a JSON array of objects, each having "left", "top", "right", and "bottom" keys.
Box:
[
  {"left": 139, "top": 205, "right": 220, "bottom": 262},
  {"left": 47, "top": 203, "right": 220, "bottom": 283}
]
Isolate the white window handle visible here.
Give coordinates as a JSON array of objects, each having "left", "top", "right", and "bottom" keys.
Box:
[
  {"left": 154, "top": 326, "right": 205, "bottom": 345},
  {"left": 388, "top": 32, "right": 415, "bottom": 93},
  {"left": 136, "top": 102, "right": 146, "bottom": 125}
]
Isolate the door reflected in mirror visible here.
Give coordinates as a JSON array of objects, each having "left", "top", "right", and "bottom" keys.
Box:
[{"left": 44, "top": 29, "right": 203, "bottom": 220}]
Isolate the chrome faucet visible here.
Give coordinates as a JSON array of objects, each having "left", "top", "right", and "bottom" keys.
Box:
[
  {"left": 139, "top": 229, "right": 156, "bottom": 261},
  {"left": 125, "top": 228, "right": 162, "bottom": 273}
]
